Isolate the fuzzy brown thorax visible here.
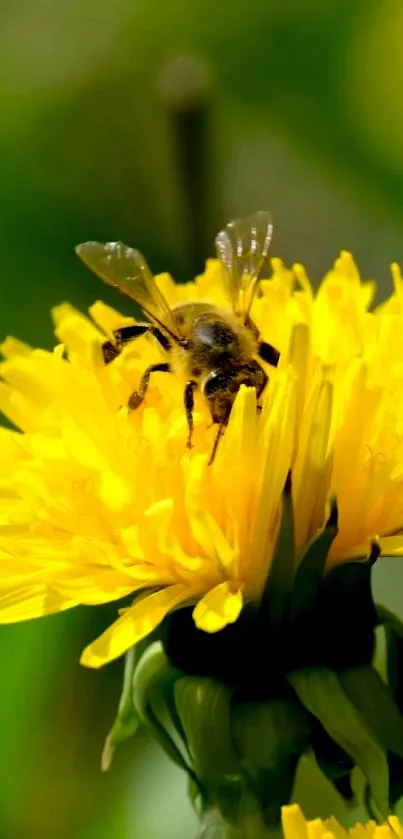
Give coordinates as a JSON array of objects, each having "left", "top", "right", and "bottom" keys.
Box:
[{"left": 171, "top": 302, "right": 258, "bottom": 381}]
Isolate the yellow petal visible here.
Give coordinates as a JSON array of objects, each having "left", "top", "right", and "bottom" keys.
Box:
[
  {"left": 307, "top": 821, "right": 329, "bottom": 839},
  {"left": 52, "top": 571, "right": 138, "bottom": 605},
  {"left": 0, "top": 584, "right": 76, "bottom": 622},
  {"left": 350, "top": 827, "right": 374, "bottom": 839},
  {"left": 0, "top": 357, "right": 54, "bottom": 407},
  {"left": 119, "top": 525, "right": 145, "bottom": 560},
  {"left": 248, "top": 371, "right": 297, "bottom": 597},
  {"left": 282, "top": 804, "right": 309, "bottom": 839},
  {"left": 219, "top": 384, "right": 257, "bottom": 464},
  {"left": 293, "top": 370, "right": 334, "bottom": 556},
  {"left": 193, "top": 581, "right": 243, "bottom": 633},
  {"left": 374, "top": 829, "right": 395, "bottom": 839},
  {"left": 81, "top": 584, "right": 196, "bottom": 668},
  {"left": 52, "top": 306, "right": 104, "bottom": 367},
  {"left": 185, "top": 457, "right": 237, "bottom": 574},
  {"left": 376, "top": 535, "right": 403, "bottom": 556},
  {"left": 0, "top": 382, "right": 39, "bottom": 432},
  {"left": 287, "top": 321, "right": 310, "bottom": 446},
  {"left": 98, "top": 470, "right": 131, "bottom": 512},
  {"left": 88, "top": 300, "right": 134, "bottom": 334},
  {"left": 323, "top": 818, "right": 349, "bottom": 839},
  {"left": 389, "top": 817, "right": 403, "bottom": 839},
  {"left": 188, "top": 508, "right": 237, "bottom": 575},
  {"left": 144, "top": 499, "right": 205, "bottom": 574},
  {"left": 0, "top": 336, "right": 33, "bottom": 358}
]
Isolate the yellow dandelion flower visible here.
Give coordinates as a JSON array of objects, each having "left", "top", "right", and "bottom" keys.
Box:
[
  {"left": 0, "top": 249, "right": 402, "bottom": 668},
  {"left": 281, "top": 804, "right": 403, "bottom": 839}
]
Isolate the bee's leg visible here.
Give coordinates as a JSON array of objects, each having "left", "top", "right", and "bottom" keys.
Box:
[
  {"left": 184, "top": 380, "right": 198, "bottom": 449},
  {"left": 258, "top": 341, "right": 280, "bottom": 368},
  {"left": 256, "top": 366, "right": 268, "bottom": 399},
  {"left": 255, "top": 363, "right": 268, "bottom": 415},
  {"left": 208, "top": 412, "right": 230, "bottom": 466},
  {"left": 101, "top": 341, "right": 121, "bottom": 364},
  {"left": 114, "top": 324, "right": 171, "bottom": 352},
  {"left": 102, "top": 323, "right": 171, "bottom": 365},
  {"left": 128, "top": 362, "right": 171, "bottom": 410}
]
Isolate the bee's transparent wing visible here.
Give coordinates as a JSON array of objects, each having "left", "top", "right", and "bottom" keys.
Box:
[
  {"left": 215, "top": 211, "right": 273, "bottom": 316},
  {"left": 76, "top": 241, "right": 182, "bottom": 339}
]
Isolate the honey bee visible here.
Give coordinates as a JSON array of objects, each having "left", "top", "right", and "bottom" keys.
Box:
[{"left": 76, "top": 211, "right": 280, "bottom": 463}]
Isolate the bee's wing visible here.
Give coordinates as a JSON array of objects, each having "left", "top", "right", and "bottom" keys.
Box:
[
  {"left": 215, "top": 211, "right": 273, "bottom": 316},
  {"left": 76, "top": 241, "right": 182, "bottom": 340}
]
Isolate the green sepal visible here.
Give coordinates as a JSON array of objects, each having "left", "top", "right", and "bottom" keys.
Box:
[
  {"left": 379, "top": 606, "right": 403, "bottom": 807},
  {"left": 315, "top": 561, "right": 376, "bottom": 670},
  {"left": 340, "top": 665, "right": 403, "bottom": 758},
  {"left": 188, "top": 774, "right": 202, "bottom": 810},
  {"left": 376, "top": 604, "right": 403, "bottom": 637},
  {"left": 332, "top": 774, "right": 355, "bottom": 803},
  {"left": 309, "top": 721, "right": 355, "bottom": 791},
  {"left": 193, "top": 809, "right": 227, "bottom": 839},
  {"left": 260, "top": 472, "right": 295, "bottom": 625},
  {"left": 174, "top": 677, "right": 238, "bottom": 778},
  {"left": 388, "top": 755, "right": 403, "bottom": 809},
  {"left": 377, "top": 605, "right": 403, "bottom": 810},
  {"left": 232, "top": 697, "right": 310, "bottom": 825},
  {"left": 287, "top": 667, "right": 389, "bottom": 821},
  {"left": 289, "top": 500, "right": 338, "bottom": 624},
  {"left": 132, "top": 641, "right": 196, "bottom": 781},
  {"left": 232, "top": 696, "right": 310, "bottom": 769},
  {"left": 101, "top": 647, "right": 140, "bottom": 771},
  {"left": 174, "top": 676, "right": 242, "bottom": 823},
  {"left": 376, "top": 604, "right": 403, "bottom": 713}
]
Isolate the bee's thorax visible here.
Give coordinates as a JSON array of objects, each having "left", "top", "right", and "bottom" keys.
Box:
[{"left": 184, "top": 311, "right": 257, "bottom": 377}]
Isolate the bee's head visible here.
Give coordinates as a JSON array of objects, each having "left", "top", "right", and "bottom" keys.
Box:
[{"left": 202, "top": 361, "right": 267, "bottom": 424}]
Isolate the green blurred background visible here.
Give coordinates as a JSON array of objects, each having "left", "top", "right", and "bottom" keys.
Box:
[{"left": 2, "top": 1, "right": 403, "bottom": 836}]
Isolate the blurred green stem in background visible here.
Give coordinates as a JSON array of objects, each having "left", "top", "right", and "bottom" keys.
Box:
[{"left": 158, "top": 55, "right": 218, "bottom": 277}]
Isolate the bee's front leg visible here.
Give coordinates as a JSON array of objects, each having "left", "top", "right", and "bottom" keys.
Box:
[
  {"left": 102, "top": 323, "right": 171, "bottom": 365},
  {"left": 184, "top": 380, "right": 198, "bottom": 449},
  {"left": 128, "top": 362, "right": 171, "bottom": 410}
]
